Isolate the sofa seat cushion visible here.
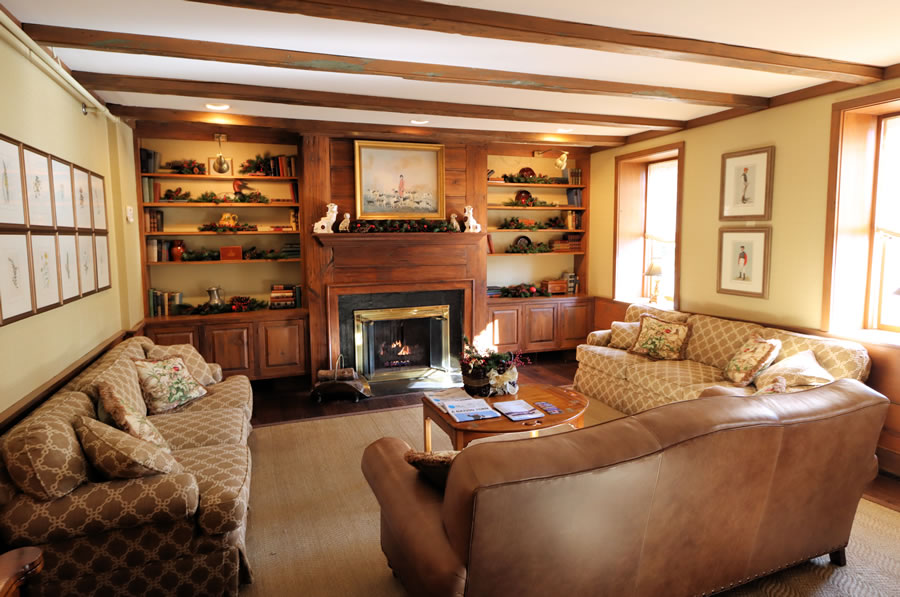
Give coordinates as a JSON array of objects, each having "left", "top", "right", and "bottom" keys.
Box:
[
  {"left": 761, "top": 328, "right": 871, "bottom": 381},
  {"left": 628, "top": 360, "right": 726, "bottom": 402},
  {"left": 174, "top": 445, "right": 251, "bottom": 535},
  {"left": 684, "top": 315, "right": 763, "bottom": 369},
  {"left": 174, "top": 375, "right": 252, "bottom": 421},
  {"left": 151, "top": 409, "right": 250, "bottom": 451},
  {"left": 1, "top": 417, "right": 89, "bottom": 501},
  {"left": 576, "top": 345, "right": 648, "bottom": 379}
]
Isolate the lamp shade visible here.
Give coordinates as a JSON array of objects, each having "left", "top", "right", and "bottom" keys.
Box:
[{"left": 644, "top": 262, "right": 663, "bottom": 277}]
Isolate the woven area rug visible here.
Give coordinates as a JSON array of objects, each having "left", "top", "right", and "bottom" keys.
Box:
[{"left": 241, "top": 407, "right": 900, "bottom": 596}]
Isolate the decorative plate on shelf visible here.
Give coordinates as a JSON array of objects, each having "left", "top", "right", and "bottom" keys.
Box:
[
  {"left": 518, "top": 167, "right": 536, "bottom": 178},
  {"left": 514, "top": 190, "right": 532, "bottom": 203},
  {"left": 514, "top": 235, "right": 532, "bottom": 250}
]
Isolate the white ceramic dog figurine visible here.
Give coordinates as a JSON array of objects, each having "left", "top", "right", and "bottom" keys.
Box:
[
  {"left": 338, "top": 213, "right": 351, "bottom": 232},
  {"left": 463, "top": 205, "right": 481, "bottom": 233},
  {"left": 313, "top": 203, "right": 338, "bottom": 233}
]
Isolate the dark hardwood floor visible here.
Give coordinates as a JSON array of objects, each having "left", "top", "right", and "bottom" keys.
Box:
[{"left": 249, "top": 349, "right": 899, "bottom": 512}]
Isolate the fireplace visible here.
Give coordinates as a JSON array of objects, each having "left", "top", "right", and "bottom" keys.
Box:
[{"left": 354, "top": 305, "right": 450, "bottom": 382}]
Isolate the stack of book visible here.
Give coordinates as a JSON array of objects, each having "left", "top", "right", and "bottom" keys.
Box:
[
  {"left": 569, "top": 168, "right": 583, "bottom": 185},
  {"left": 147, "top": 288, "right": 183, "bottom": 317},
  {"left": 269, "top": 283, "right": 301, "bottom": 310},
  {"left": 280, "top": 242, "right": 300, "bottom": 259},
  {"left": 551, "top": 239, "right": 582, "bottom": 252},
  {"left": 145, "top": 239, "right": 180, "bottom": 262},
  {"left": 486, "top": 286, "right": 503, "bottom": 298},
  {"left": 139, "top": 148, "right": 162, "bottom": 173},
  {"left": 141, "top": 178, "right": 163, "bottom": 203},
  {"left": 145, "top": 209, "right": 164, "bottom": 232}
]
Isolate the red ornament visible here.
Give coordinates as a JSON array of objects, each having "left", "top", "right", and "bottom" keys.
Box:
[{"left": 529, "top": 286, "right": 537, "bottom": 293}]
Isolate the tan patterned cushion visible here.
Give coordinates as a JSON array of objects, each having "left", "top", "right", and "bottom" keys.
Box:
[
  {"left": 761, "top": 328, "right": 870, "bottom": 381},
  {"left": 18, "top": 391, "right": 96, "bottom": 428},
  {"left": 576, "top": 344, "right": 648, "bottom": 379},
  {"left": 146, "top": 344, "right": 216, "bottom": 386},
  {"left": 0, "top": 472, "right": 199, "bottom": 546},
  {"left": 754, "top": 376, "right": 788, "bottom": 395},
  {"left": 629, "top": 360, "right": 726, "bottom": 401},
  {"left": 609, "top": 321, "right": 641, "bottom": 349},
  {"left": 96, "top": 358, "right": 170, "bottom": 450},
  {"left": 629, "top": 315, "right": 691, "bottom": 360},
  {"left": 574, "top": 368, "right": 670, "bottom": 415},
  {"left": 175, "top": 375, "right": 253, "bottom": 421},
  {"left": 624, "top": 304, "right": 690, "bottom": 323},
  {"left": 133, "top": 357, "right": 207, "bottom": 414},
  {"left": 586, "top": 330, "right": 611, "bottom": 347},
  {"left": 69, "top": 338, "right": 152, "bottom": 400},
  {"left": 74, "top": 416, "right": 182, "bottom": 479},
  {"left": 684, "top": 314, "right": 763, "bottom": 369},
  {"left": 0, "top": 417, "right": 88, "bottom": 501},
  {"left": 722, "top": 336, "right": 782, "bottom": 386},
  {"left": 208, "top": 363, "right": 224, "bottom": 384},
  {"left": 174, "top": 446, "right": 251, "bottom": 535},
  {"left": 755, "top": 350, "right": 835, "bottom": 389},
  {"left": 151, "top": 408, "right": 250, "bottom": 450}
]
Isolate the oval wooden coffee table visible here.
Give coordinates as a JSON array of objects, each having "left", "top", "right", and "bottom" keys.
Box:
[{"left": 422, "top": 384, "right": 589, "bottom": 451}]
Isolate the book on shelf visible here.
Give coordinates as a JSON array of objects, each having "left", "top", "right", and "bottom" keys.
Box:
[
  {"left": 146, "top": 239, "right": 158, "bottom": 263},
  {"left": 139, "top": 148, "right": 161, "bottom": 174},
  {"left": 424, "top": 388, "right": 471, "bottom": 413},
  {"left": 566, "top": 188, "right": 582, "bottom": 207},
  {"left": 147, "top": 288, "right": 183, "bottom": 317},
  {"left": 493, "top": 400, "right": 545, "bottom": 421},
  {"left": 145, "top": 209, "right": 163, "bottom": 232},
  {"left": 269, "top": 282, "right": 301, "bottom": 309},
  {"left": 444, "top": 398, "right": 501, "bottom": 423}
]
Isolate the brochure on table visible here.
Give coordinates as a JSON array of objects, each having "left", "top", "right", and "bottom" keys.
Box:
[
  {"left": 493, "top": 400, "right": 545, "bottom": 421},
  {"left": 424, "top": 389, "right": 502, "bottom": 422}
]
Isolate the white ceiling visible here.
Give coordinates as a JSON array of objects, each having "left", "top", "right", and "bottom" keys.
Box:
[{"left": 4, "top": 0, "right": 899, "bottom": 142}]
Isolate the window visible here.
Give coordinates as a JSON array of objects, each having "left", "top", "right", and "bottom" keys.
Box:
[
  {"left": 870, "top": 115, "right": 900, "bottom": 331},
  {"left": 614, "top": 143, "right": 683, "bottom": 308},
  {"left": 644, "top": 160, "right": 678, "bottom": 303}
]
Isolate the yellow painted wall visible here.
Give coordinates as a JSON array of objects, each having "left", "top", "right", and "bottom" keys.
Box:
[
  {"left": 590, "top": 78, "right": 900, "bottom": 330},
  {"left": 0, "top": 36, "right": 140, "bottom": 405}
]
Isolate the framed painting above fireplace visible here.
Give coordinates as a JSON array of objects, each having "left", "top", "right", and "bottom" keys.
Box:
[{"left": 354, "top": 140, "right": 445, "bottom": 220}]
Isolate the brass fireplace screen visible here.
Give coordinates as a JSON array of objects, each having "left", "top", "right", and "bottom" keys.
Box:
[{"left": 353, "top": 305, "right": 451, "bottom": 382}]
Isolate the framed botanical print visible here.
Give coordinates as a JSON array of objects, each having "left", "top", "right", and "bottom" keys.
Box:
[
  {"left": 30, "top": 233, "right": 60, "bottom": 311},
  {"left": 0, "top": 137, "right": 25, "bottom": 226},
  {"left": 94, "top": 234, "right": 110, "bottom": 290},
  {"left": 77, "top": 233, "right": 95, "bottom": 294},
  {"left": 719, "top": 146, "right": 775, "bottom": 221},
  {"left": 0, "top": 233, "right": 33, "bottom": 322},
  {"left": 90, "top": 173, "right": 107, "bottom": 230},
  {"left": 717, "top": 227, "right": 771, "bottom": 299},
  {"left": 52, "top": 159, "right": 75, "bottom": 229},
  {"left": 58, "top": 234, "right": 80, "bottom": 301},
  {"left": 73, "top": 167, "right": 92, "bottom": 230},
  {"left": 354, "top": 141, "right": 445, "bottom": 219},
  {"left": 23, "top": 148, "right": 53, "bottom": 228}
]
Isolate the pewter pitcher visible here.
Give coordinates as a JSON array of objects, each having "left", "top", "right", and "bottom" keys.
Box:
[{"left": 206, "top": 286, "right": 225, "bottom": 307}]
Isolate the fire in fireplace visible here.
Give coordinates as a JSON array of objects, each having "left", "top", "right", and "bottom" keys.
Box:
[{"left": 354, "top": 305, "right": 450, "bottom": 382}]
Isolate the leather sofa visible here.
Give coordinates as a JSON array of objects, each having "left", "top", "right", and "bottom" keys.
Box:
[
  {"left": 362, "top": 379, "right": 888, "bottom": 597},
  {"left": 574, "top": 303, "right": 871, "bottom": 415},
  {"left": 0, "top": 336, "right": 253, "bottom": 596}
]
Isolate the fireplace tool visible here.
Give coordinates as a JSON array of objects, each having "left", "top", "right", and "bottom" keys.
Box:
[{"left": 311, "top": 354, "right": 372, "bottom": 403}]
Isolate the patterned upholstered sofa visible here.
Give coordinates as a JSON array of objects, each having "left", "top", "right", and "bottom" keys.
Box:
[
  {"left": 574, "top": 304, "right": 871, "bottom": 415},
  {"left": 0, "top": 336, "right": 253, "bottom": 596}
]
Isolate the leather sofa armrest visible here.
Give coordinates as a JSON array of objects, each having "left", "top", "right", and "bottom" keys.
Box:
[
  {"left": 0, "top": 473, "right": 199, "bottom": 547},
  {"left": 362, "top": 438, "right": 466, "bottom": 595},
  {"left": 208, "top": 363, "right": 223, "bottom": 384},
  {"left": 587, "top": 330, "right": 612, "bottom": 346}
]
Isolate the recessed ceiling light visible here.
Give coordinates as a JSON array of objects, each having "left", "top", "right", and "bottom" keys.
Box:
[
  {"left": 206, "top": 103, "right": 230, "bottom": 111},
  {"left": 557, "top": 127, "right": 574, "bottom": 134},
  {"left": 410, "top": 119, "right": 430, "bottom": 125}
]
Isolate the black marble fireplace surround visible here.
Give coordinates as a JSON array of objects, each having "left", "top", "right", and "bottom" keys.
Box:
[{"left": 338, "top": 290, "right": 464, "bottom": 373}]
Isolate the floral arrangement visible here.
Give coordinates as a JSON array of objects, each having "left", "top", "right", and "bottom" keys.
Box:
[
  {"left": 501, "top": 173, "right": 556, "bottom": 184},
  {"left": 197, "top": 222, "right": 258, "bottom": 232},
  {"left": 162, "top": 187, "right": 191, "bottom": 202},
  {"left": 351, "top": 219, "right": 457, "bottom": 233},
  {"left": 499, "top": 283, "right": 551, "bottom": 298},
  {"left": 498, "top": 216, "right": 565, "bottom": 230},
  {"left": 506, "top": 241, "right": 551, "bottom": 254},
  {"left": 504, "top": 194, "right": 552, "bottom": 207},
  {"left": 460, "top": 337, "right": 530, "bottom": 379},
  {"left": 163, "top": 160, "right": 206, "bottom": 175}
]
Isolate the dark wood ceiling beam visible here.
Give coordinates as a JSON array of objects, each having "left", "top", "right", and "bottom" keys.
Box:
[
  {"left": 108, "top": 104, "right": 626, "bottom": 146},
  {"left": 75, "top": 72, "right": 684, "bottom": 131},
  {"left": 23, "top": 24, "right": 767, "bottom": 109},
  {"left": 186, "top": 0, "right": 883, "bottom": 84}
]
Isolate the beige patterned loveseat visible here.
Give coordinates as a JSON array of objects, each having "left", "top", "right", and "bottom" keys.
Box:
[
  {"left": 574, "top": 304, "right": 871, "bottom": 415},
  {"left": 0, "top": 336, "right": 253, "bottom": 596}
]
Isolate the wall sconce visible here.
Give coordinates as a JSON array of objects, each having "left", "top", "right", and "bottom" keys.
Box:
[
  {"left": 532, "top": 149, "right": 569, "bottom": 171},
  {"left": 213, "top": 133, "right": 230, "bottom": 174},
  {"left": 644, "top": 262, "right": 664, "bottom": 304}
]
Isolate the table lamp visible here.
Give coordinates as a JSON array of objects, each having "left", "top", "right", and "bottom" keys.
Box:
[{"left": 644, "top": 262, "right": 663, "bottom": 304}]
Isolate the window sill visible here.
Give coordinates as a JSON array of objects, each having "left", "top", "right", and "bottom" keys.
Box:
[{"left": 827, "top": 327, "right": 900, "bottom": 348}]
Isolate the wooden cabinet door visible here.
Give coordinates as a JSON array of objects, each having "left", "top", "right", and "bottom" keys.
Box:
[
  {"left": 557, "top": 300, "right": 593, "bottom": 348},
  {"left": 523, "top": 304, "right": 558, "bottom": 351},
  {"left": 145, "top": 325, "right": 201, "bottom": 350},
  {"left": 488, "top": 306, "right": 521, "bottom": 353},
  {"left": 256, "top": 318, "right": 308, "bottom": 378},
  {"left": 203, "top": 323, "right": 254, "bottom": 377}
]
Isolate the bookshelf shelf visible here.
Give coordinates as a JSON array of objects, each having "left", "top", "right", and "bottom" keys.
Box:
[
  {"left": 488, "top": 251, "right": 585, "bottom": 256},
  {"left": 486, "top": 205, "right": 586, "bottom": 211},
  {"left": 141, "top": 173, "right": 299, "bottom": 181},
  {"left": 487, "top": 182, "right": 585, "bottom": 189},
  {"left": 143, "top": 202, "right": 300, "bottom": 208},
  {"left": 145, "top": 231, "right": 298, "bottom": 236},
  {"left": 148, "top": 258, "right": 301, "bottom": 266},
  {"left": 487, "top": 228, "right": 584, "bottom": 233}
]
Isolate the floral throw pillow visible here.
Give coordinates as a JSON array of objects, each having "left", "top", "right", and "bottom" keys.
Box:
[
  {"left": 609, "top": 321, "right": 641, "bottom": 349},
  {"left": 96, "top": 358, "right": 170, "bottom": 451},
  {"left": 132, "top": 357, "right": 207, "bottom": 415},
  {"left": 628, "top": 315, "right": 691, "bottom": 360},
  {"left": 146, "top": 344, "right": 216, "bottom": 386},
  {"left": 723, "top": 336, "right": 782, "bottom": 386}
]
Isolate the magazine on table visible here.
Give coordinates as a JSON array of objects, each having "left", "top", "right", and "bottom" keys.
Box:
[
  {"left": 424, "top": 387, "right": 471, "bottom": 413},
  {"left": 443, "top": 399, "right": 501, "bottom": 423},
  {"left": 493, "top": 400, "right": 545, "bottom": 421}
]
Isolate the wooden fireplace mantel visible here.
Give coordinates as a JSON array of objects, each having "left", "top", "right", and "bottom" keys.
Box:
[{"left": 314, "top": 232, "right": 487, "bottom": 247}]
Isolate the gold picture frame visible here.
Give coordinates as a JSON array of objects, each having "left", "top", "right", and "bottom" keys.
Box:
[{"left": 354, "top": 140, "right": 445, "bottom": 219}]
